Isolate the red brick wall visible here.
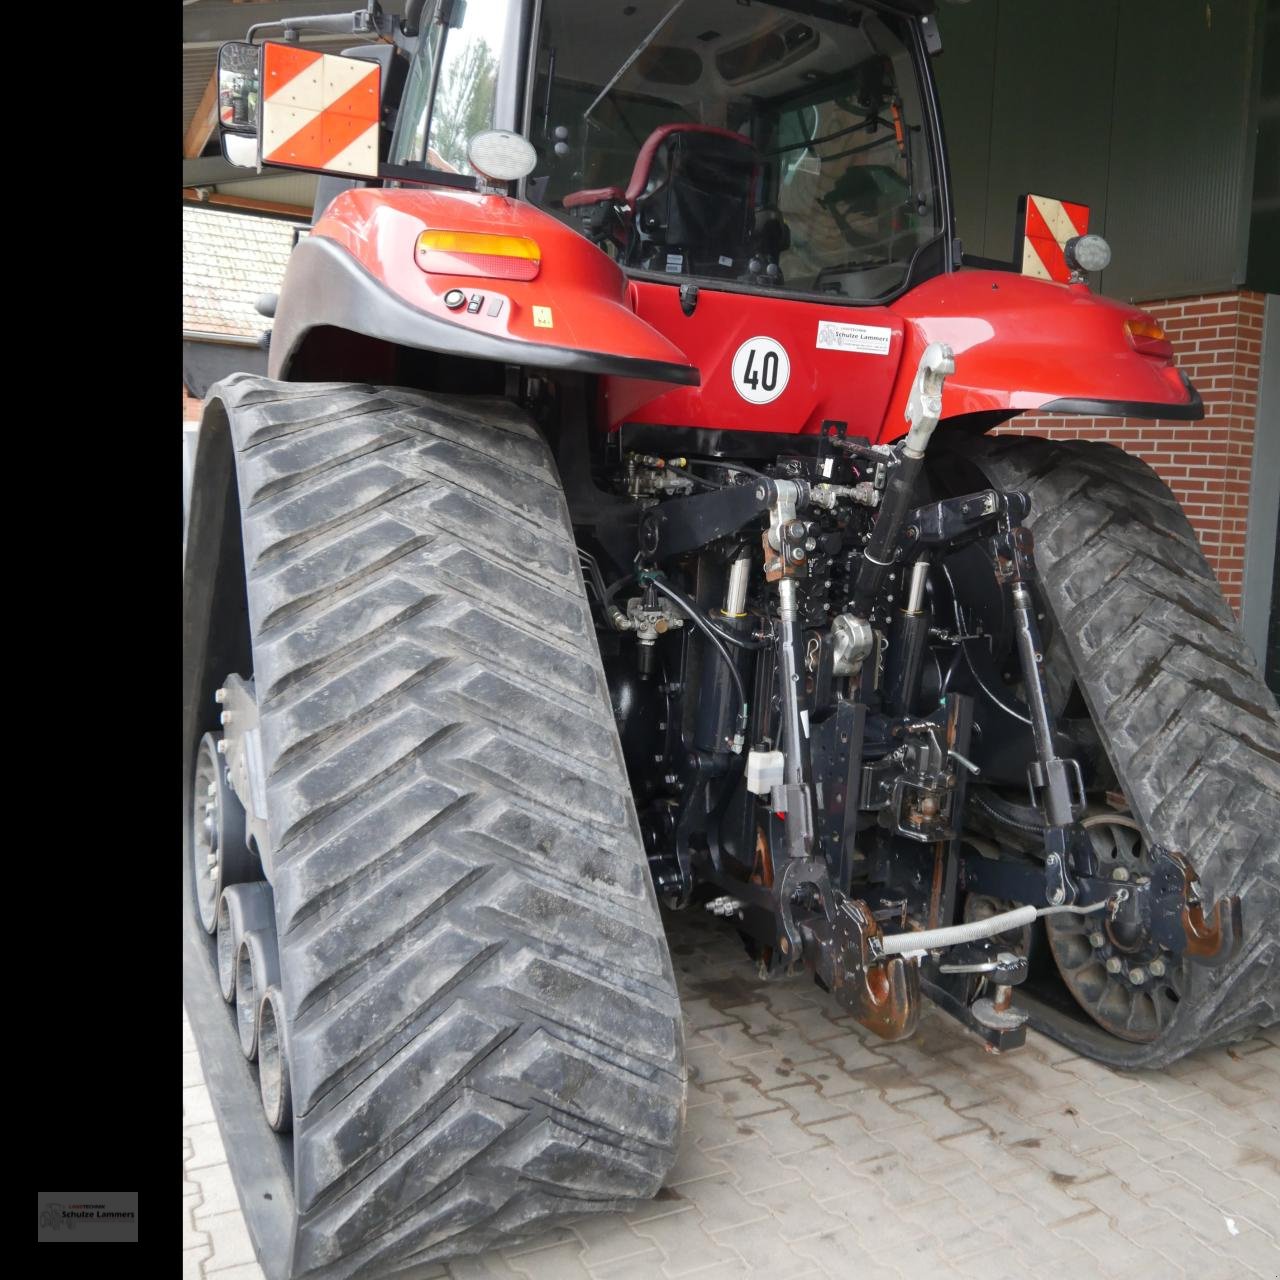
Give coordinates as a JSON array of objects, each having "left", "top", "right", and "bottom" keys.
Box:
[
  {"left": 996, "top": 290, "right": 1265, "bottom": 613},
  {"left": 183, "top": 384, "right": 203, "bottom": 422}
]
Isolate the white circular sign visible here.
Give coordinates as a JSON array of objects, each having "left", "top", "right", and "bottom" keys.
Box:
[{"left": 730, "top": 336, "right": 790, "bottom": 404}]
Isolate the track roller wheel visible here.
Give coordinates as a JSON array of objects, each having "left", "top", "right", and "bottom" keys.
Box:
[
  {"left": 192, "top": 732, "right": 254, "bottom": 934},
  {"left": 216, "top": 882, "right": 274, "bottom": 1004},
  {"left": 257, "top": 986, "right": 293, "bottom": 1134},
  {"left": 236, "top": 926, "right": 281, "bottom": 1061}
]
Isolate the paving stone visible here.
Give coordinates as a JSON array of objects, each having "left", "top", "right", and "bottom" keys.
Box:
[
  {"left": 675, "top": 1175, "right": 772, "bottom": 1230},
  {"left": 813, "top": 1092, "right": 913, "bottom": 1136},
  {"left": 185, "top": 1119, "right": 229, "bottom": 1170},
  {"left": 184, "top": 1245, "right": 213, "bottom": 1280},
  {"left": 723, "top": 1135, "right": 808, "bottom": 1196},
  {"left": 183, "top": 1051, "right": 205, "bottom": 1088},
  {"left": 850, "top": 1150, "right": 940, "bottom": 1208},
  {"left": 630, "top": 1206, "right": 742, "bottom": 1275},
  {"left": 1051, "top": 1211, "right": 1156, "bottom": 1277},
  {"left": 685, "top": 1041, "right": 750, "bottom": 1088},
  {"left": 740, "top": 1175, "right": 848, "bottom": 1242},
  {"left": 701, "top": 1216, "right": 814, "bottom": 1277},
  {"left": 506, "top": 1242, "right": 594, "bottom": 1279},
  {"left": 191, "top": 1160, "right": 243, "bottom": 1221},
  {"left": 183, "top": 1196, "right": 209, "bottom": 1251},
  {"left": 893, "top": 1093, "right": 984, "bottom": 1141},
  {"left": 679, "top": 997, "right": 742, "bottom": 1034},
  {"left": 206, "top": 1265, "right": 267, "bottom": 1280},
  {"left": 184, "top": 1083, "right": 216, "bottom": 1125},
  {"left": 734, "top": 1106, "right": 831, "bottom": 1158},
  {"left": 585, "top": 1250, "right": 667, "bottom": 1279},
  {"left": 202, "top": 1210, "right": 259, "bottom": 1272},
  {"left": 697, "top": 1022, "right": 772, "bottom": 1062},
  {"left": 767, "top": 1082, "right": 852, "bottom": 1126},
  {"left": 707, "top": 1076, "right": 785, "bottom": 1119},
  {"left": 663, "top": 1142, "right": 734, "bottom": 1189},
  {"left": 813, "top": 1031, "right": 892, "bottom": 1074}
]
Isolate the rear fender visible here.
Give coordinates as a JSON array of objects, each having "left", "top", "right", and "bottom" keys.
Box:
[
  {"left": 270, "top": 188, "right": 699, "bottom": 386},
  {"left": 880, "top": 269, "right": 1202, "bottom": 443}
]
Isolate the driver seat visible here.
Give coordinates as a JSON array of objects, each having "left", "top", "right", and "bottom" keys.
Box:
[{"left": 564, "top": 124, "right": 759, "bottom": 275}]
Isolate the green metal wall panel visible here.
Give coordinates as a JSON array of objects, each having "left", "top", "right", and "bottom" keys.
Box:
[
  {"left": 1102, "top": 0, "right": 1258, "bottom": 300},
  {"left": 983, "top": 1, "right": 1119, "bottom": 265},
  {"left": 933, "top": 0, "right": 998, "bottom": 259},
  {"left": 931, "top": 0, "right": 1261, "bottom": 301}
]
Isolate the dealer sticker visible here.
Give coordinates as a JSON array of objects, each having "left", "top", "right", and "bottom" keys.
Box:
[{"left": 816, "top": 320, "right": 893, "bottom": 355}]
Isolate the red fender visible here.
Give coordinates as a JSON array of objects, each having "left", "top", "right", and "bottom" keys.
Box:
[
  {"left": 271, "top": 188, "right": 699, "bottom": 385},
  {"left": 882, "top": 269, "right": 1200, "bottom": 443}
]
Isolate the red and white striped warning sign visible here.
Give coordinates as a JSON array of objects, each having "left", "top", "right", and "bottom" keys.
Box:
[
  {"left": 261, "top": 42, "right": 380, "bottom": 178},
  {"left": 1019, "top": 194, "right": 1089, "bottom": 283}
]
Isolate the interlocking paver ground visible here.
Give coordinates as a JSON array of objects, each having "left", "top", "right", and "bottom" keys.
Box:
[{"left": 184, "top": 907, "right": 1280, "bottom": 1279}]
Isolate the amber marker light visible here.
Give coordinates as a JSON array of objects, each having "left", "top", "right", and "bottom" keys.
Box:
[
  {"left": 1124, "top": 317, "right": 1173, "bottom": 359},
  {"left": 415, "top": 230, "right": 541, "bottom": 281}
]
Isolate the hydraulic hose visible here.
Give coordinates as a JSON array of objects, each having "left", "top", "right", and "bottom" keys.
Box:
[
  {"left": 644, "top": 574, "right": 749, "bottom": 749},
  {"left": 878, "top": 899, "right": 1107, "bottom": 955},
  {"left": 850, "top": 343, "right": 954, "bottom": 621}
]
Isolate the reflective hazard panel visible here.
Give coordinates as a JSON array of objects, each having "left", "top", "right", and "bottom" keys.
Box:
[
  {"left": 261, "top": 42, "right": 381, "bottom": 178},
  {"left": 1016, "top": 194, "right": 1089, "bottom": 283}
]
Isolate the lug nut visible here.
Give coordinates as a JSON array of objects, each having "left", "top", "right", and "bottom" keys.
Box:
[
  {"left": 1105, "top": 957, "right": 1122, "bottom": 974},
  {"left": 215, "top": 688, "right": 227, "bottom": 704},
  {"left": 217, "top": 740, "right": 227, "bottom": 755},
  {"left": 1088, "top": 931, "right": 1105, "bottom": 948},
  {"left": 220, "top": 711, "right": 232, "bottom": 726},
  {"left": 1149, "top": 958, "right": 1166, "bottom": 977},
  {"left": 1111, "top": 866, "right": 1130, "bottom": 882},
  {"left": 1128, "top": 968, "right": 1146, "bottom": 985}
]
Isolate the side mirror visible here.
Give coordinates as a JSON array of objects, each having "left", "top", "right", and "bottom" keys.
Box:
[{"left": 218, "top": 41, "right": 261, "bottom": 169}]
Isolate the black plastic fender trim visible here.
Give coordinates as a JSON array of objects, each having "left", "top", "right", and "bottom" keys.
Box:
[
  {"left": 1035, "top": 373, "right": 1204, "bottom": 422},
  {"left": 269, "top": 234, "right": 701, "bottom": 387}
]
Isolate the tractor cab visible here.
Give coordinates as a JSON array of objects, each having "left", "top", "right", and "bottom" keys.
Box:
[{"left": 389, "top": 0, "right": 944, "bottom": 304}]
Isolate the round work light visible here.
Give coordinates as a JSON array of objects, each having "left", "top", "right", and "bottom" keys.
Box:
[{"left": 466, "top": 130, "right": 538, "bottom": 183}]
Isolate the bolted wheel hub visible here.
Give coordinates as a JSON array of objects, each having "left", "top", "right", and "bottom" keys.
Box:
[
  {"left": 1044, "top": 813, "right": 1184, "bottom": 1042},
  {"left": 192, "top": 732, "right": 253, "bottom": 934}
]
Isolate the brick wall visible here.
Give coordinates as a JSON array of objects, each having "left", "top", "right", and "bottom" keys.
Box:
[
  {"left": 997, "top": 290, "right": 1266, "bottom": 613},
  {"left": 183, "top": 384, "right": 203, "bottom": 422}
]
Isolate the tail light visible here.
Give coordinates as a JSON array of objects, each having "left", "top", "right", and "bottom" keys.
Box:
[
  {"left": 415, "top": 230, "right": 540, "bottom": 281},
  {"left": 1125, "top": 317, "right": 1173, "bottom": 359}
]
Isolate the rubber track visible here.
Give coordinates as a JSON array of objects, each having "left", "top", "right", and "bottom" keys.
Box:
[
  {"left": 214, "top": 375, "right": 686, "bottom": 1278},
  {"left": 965, "top": 435, "right": 1280, "bottom": 1067}
]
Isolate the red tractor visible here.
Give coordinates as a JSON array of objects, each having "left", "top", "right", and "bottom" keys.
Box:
[{"left": 182, "top": 2, "right": 1278, "bottom": 1275}]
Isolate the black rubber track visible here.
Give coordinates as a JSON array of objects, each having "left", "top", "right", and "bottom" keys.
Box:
[
  {"left": 963, "top": 434, "right": 1280, "bottom": 1067},
  {"left": 190, "top": 375, "right": 686, "bottom": 1278}
]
